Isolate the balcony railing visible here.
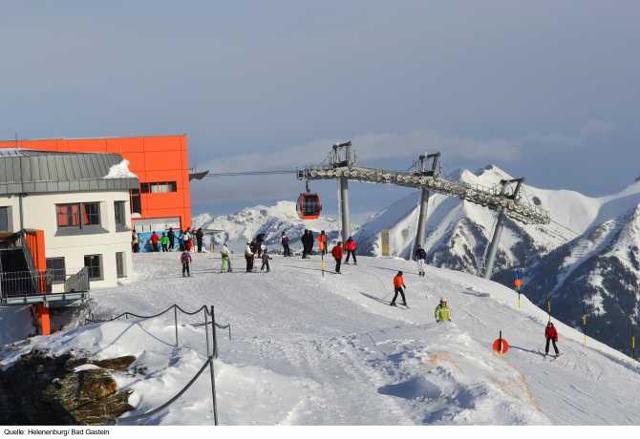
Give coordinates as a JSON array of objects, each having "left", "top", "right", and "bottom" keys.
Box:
[{"left": 0, "top": 267, "right": 90, "bottom": 305}]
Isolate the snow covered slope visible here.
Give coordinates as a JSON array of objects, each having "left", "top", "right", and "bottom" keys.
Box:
[
  {"left": 520, "top": 203, "right": 640, "bottom": 354},
  {"left": 3, "top": 253, "right": 640, "bottom": 425},
  {"left": 193, "top": 201, "right": 342, "bottom": 252},
  {"left": 355, "top": 165, "right": 640, "bottom": 277}
]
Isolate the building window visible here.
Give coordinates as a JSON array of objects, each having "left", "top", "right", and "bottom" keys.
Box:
[
  {"left": 114, "top": 201, "right": 127, "bottom": 231},
  {"left": 141, "top": 181, "right": 177, "bottom": 193},
  {"left": 129, "top": 189, "right": 142, "bottom": 215},
  {"left": 56, "top": 204, "right": 81, "bottom": 227},
  {"left": 56, "top": 202, "right": 101, "bottom": 229},
  {"left": 115, "top": 252, "right": 126, "bottom": 278},
  {"left": 83, "top": 202, "right": 100, "bottom": 225},
  {"left": 0, "top": 206, "right": 11, "bottom": 232},
  {"left": 84, "top": 255, "right": 103, "bottom": 280},
  {"left": 46, "top": 257, "right": 66, "bottom": 284}
]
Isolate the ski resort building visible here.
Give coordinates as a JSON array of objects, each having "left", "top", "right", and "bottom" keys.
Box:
[
  {"left": 0, "top": 149, "right": 139, "bottom": 334},
  {"left": 0, "top": 134, "right": 193, "bottom": 231}
]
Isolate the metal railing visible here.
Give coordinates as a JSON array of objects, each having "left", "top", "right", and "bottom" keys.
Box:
[
  {"left": 0, "top": 268, "right": 89, "bottom": 304},
  {"left": 85, "top": 304, "right": 231, "bottom": 425}
]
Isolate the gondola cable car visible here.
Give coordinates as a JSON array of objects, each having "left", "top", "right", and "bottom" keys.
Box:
[{"left": 297, "top": 181, "right": 322, "bottom": 220}]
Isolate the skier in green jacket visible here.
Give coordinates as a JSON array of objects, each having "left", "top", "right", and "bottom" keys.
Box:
[{"left": 434, "top": 298, "right": 451, "bottom": 322}]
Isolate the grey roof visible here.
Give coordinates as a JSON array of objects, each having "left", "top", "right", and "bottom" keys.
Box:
[{"left": 0, "top": 149, "right": 139, "bottom": 196}]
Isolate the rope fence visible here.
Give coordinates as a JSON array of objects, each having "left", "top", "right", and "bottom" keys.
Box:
[{"left": 84, "top": 303, "right": 231, "bottom": 425}]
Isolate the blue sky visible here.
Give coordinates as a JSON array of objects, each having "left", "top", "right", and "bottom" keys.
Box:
[{"left": 1, "top": 1, "right": 639, "bottom": 217}]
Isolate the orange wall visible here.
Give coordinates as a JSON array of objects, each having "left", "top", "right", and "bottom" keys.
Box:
[{"left": 0, "top": 134, "right": 192, "bottom": 228}]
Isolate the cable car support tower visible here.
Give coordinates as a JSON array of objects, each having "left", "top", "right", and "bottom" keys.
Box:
[{"left": 297, "top": 142, "right": 550, "bottom": 279}]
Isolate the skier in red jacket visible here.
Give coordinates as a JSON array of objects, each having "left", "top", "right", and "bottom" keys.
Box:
[
  {"left": 344, "top": 237, "right": 357, "bottom": 265},
  {"left": 331, "top": 242, "right": 343, "bottom": 274},
  {"left": 545, "top": 321, "right": 560, "bottom": 357}
]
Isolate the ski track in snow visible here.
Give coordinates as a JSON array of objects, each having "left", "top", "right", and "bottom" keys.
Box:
[{"left": 3, "top": 253, "right": 640, "bottom": 425}]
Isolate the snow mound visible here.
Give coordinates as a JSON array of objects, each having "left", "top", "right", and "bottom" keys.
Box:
[{"left": 104, "top": 159, "right": 138, "bottom": 179}]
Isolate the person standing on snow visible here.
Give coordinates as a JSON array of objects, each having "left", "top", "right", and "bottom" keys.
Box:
[
  {"left": 390, "top": 271, "right": 407, "bottom": 307},
  {"left": 131, "top": 229, "right": 140, "bottom": 253},
  {"left": 344, "top": 237, "right": 358, "bottom": 265},
  {"left": 185, "top": 228, "right": 193, "bottom": 252},
  {"left": 160, "top": 232, "right": 170, "bottom": 252},
  {"left": 414, "top": 245, "right": 427, "bottom": 277},
  {"left": 434, "top": 298, "right": 452, "bottom": 322},
  {"left": 167, "top": 227, "right": 176, "bottom": 250},
  {"left": 331, "top": 241, "right": 343, "bottom": 273},
  {"left": 220, "top": 242, "right": 232, "bottom": 272},
  {"left": 196, "top": 227, "right": 204, "bottom": 253},
  {"left": 245, "top": 242, "right": 255, "bottom": 272},
  {"left": 180, "top": 249, "right": 192, "bottom": 277},
  {"left": 281, "top": 232, "right": 291, "bottom": 257},
  {"left": 150, "top": 231, "right": 160, "bottom": 252},
  {"left": 261, "top": 248, "right": 272, "bottom": 273},
  {"left": 301, "top": 230, "right": 312, "bottom": 258},
  {"left": 317, "top": 231, "right": 328, "bottom": 256},
  {"left": 544, "top": 321, "right": 560, "bottom": 357}
]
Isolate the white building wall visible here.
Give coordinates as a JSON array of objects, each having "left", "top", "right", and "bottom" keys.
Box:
[{"left": 1, "top": 191, "right": 133, "bottom": 289}]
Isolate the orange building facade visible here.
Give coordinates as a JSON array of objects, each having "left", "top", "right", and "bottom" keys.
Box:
[{"left": 0, "top": 134, "right": 192, "bottom": 231}]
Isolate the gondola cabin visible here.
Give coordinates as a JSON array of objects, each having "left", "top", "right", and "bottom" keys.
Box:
[{"left": 297, "top": 193, "right": 322, "bottom": 220}]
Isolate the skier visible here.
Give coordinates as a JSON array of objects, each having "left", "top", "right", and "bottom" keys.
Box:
[
  {"left": 281, "top": 232, "right": 291, "bottom": 257},
  {"left": 344, "top": 237, "right": 357, "bottom": 265},
  {"left": 178, "top": 230, "right": 185, "bottom": 251},
  {"left": 196, "top": 227, "right": 204, "bottom": 253},
  {"left": 150, "top": 231, "right": 160, "bottom": 252},
  {"left": 131, "top": 229, "right": 139, "bottom": 253},
  {"left": 434, "top": 298, "right": 452, "bottom": 322},
  {"left": 180, "top": 249, "right": 192, "bottom": 277},
  {"left": 185, "top": 228, "right": 193, "bottom": 252},
  {"left": 245, "top": 242, "right": 255, "bottom": 272},
  {"left": 220, "top": 243, "right": 232, "bottom": 273},
  {"left": 331, "top": 241, "right": 343, "bottom": 273},
  {"left": 255, "top": 233, "right": 265, "bottom": 258},
  {"left": 160, "top": 233, "right": 170, "bottom": 252},
  {"left": 317, "top": 231, "right": 328, "bottom": 256},
  {"left": 261, "top": 248, "right": 272, "bottom": 273},
  {"left": 390, "top": 271, "right": 407, "bottom": 307},
  {"left": 301, "top": 230, "right": 312, "bottom": 258},
  {"left": 544, "top": 321, "right": 560, "bottom": 357},
  {"left": 167, "top": 227, "right": 176, "bottom": 250},
  {"left": 414, "top": 245, "right": 427, "bottom": 277}
]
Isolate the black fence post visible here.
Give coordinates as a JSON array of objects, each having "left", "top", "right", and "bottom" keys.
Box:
[
  {"left": 174, "top": 306, "right": 179, "bottom": 348},
  {"left": 211, "top": 305, "right": 218, "bottom": 359}
]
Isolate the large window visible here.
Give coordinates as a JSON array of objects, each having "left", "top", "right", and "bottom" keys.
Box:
[
  {"left": 114, "top": 201, "right": 127, "bottom": 231},
  {"left": 129, "top": 189, "right": 141, "bottom": 215},
  {"left": 0, "top": 206, "right": 11, "bottom": 232},
  {"left": 56, "top": 202, "right": 101, "bottom": 229},
  {"left": 115, "top": 252, "right": 126, "bottom": 278},
  {"left": 46, "top": 257, "right": 66, "bottom": 284},
  {"left": 140, "top": 181, "right": 177, "bottom": 194},
  {"left": 84, "top": 255, "right": 103, "bottom": 280}
]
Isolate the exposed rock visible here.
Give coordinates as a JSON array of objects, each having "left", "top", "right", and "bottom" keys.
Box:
[
  {"left": 0, "top": 350, "right": 133, "bottom": 425},
  {"left": 91, "top": 355, "right": 136, "bottom": 372}
]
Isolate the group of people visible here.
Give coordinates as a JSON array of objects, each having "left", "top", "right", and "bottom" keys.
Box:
[
  {"left": 244, "top": 240, "right": 272, "bottom": 273},
  {"left": 390, "top": 270, "right": 560, "bottom": 356},
  {"left": 132, "top": 227, "right": 205, "bottom": 253},
  {"left": 173, "top": 228, "right": 562, "bottom": 358}
]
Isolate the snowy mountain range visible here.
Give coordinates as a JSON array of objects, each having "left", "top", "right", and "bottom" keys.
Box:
[
  {"left": 353, "top": 165, "right": 640, "bottom": 355},
  {"left": 513, "top": 204, "right": 640, "bottom": 354},
  {"left": 192, "top": 201, "right": 343, "bottom": 252}
]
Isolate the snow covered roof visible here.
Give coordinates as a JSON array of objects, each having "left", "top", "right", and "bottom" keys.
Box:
[{"left": 0, "top": 149, "right": 139, "bottom": 195}]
